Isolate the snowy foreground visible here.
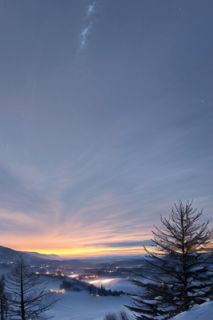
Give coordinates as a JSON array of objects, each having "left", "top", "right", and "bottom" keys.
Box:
[
  {"left": 41, "top": 274, "right": 134, "bottom": 320},
  {"left": 47, "top": 291, "right": 131, "bottom": 320},
  {"left": 44, "top": 276, "right": 213, "bottom": 320},
  {"left": 172, "top": 301, "right": 213, "bottom": 320},
  {"left": 47, "top": 291, "right": 213, "bottom": 320}
]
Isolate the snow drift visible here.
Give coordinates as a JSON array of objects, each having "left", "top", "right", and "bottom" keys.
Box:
[{"left": 172, "top": 301, "right": 213, "bottom": 320}]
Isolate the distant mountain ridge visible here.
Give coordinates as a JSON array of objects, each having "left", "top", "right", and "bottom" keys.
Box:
[
  {"left": 24, "top": 251, "right": 62, "bottom": 261},
  {"left": 0, "top": 246, "right": 96, "bottom": 267},
  {"left": 0, "top": 245, "right": 62, "bottom": 264},
  {"left": 0, "top": 245, "right": 149, "bottom": 267}
]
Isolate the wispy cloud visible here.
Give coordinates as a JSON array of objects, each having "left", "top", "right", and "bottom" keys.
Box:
[
  {"left": 80, "top": 24, "right": 92, "bottom": 49},
  {"left": 100, "top": 240, "right": 155, "bottom": 248},
  {"left": 79, "top": 2, "right": 97, "bottom": 49},
  {"left": 87, "top": 2, "right": 96, "bottom": 18}
]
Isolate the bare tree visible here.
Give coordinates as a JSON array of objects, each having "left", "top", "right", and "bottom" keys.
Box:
[
  {"left": 128, "top": 201, "right": 213, "bottom": 320},
  {"left": 6, "top": 259, "right": 55, "bottom": 320}
]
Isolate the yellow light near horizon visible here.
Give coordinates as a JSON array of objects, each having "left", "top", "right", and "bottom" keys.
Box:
[{"left": 23, "top": 245, "right": 146, "bottom": 258}]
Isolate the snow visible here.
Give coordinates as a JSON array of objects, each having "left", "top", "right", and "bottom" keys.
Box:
[
  {"left": 2, "top": 264, "right": 212, "bottom": 320},
  {"left": 172, "top": 301, "right": 213, "bottom": 320},
  {"left": 47, "top": 291, "right": 131, "bottom": 320},
  {"left": 85, "top": 277, "right": 138, "bottom": 294},
  {"left": 0, "top": 267, "right": 133, "bottom": 320},
  {"left": 46, "top": 285, "right": 213, "bottom": 320},
  {"left": 40, "top": 275, "right": 132, "bottom": 320}
]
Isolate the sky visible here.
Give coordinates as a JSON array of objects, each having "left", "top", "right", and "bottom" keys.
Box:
[{"left": 0, "top": 0, "right": 213, "bottom": 257}]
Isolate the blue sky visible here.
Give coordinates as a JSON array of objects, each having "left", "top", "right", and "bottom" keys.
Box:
[{"left": 0, "top": 0, "right": 212, "bottom": 256}]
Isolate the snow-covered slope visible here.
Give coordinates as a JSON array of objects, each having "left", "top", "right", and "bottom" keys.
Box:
[
  {"left": 48, "top": 291, "right": 131, "bottom": 320},
  {"left": 172, "top": 301, "right": 213, "bottom": 320}
]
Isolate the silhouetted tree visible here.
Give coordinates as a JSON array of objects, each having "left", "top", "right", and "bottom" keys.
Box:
[
  {"left": 128, "top": 201, "right": 213, "bottom": 320},
  {"left": 0, "top": 276, "right": 8, "bottom": 320},
  {"left": 6, "top": 259, "right": 55, "bottom": 320}
]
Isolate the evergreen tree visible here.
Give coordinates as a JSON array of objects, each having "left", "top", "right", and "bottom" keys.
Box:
[
  {"left": 6, "top": 259, "right": 55, "bottom": 320},
  {"left": 128, "top": 201, "right": 213, "bottom": 320}
]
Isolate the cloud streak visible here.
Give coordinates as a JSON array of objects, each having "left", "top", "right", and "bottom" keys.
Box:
[
  {"left": 80, "top": 24, "right": 92, "bottom": 49},
  {"left": 99, "top": 240, "right": 155, "bottom": 248},
  {"left": 87, "top": 2, "right": 96, "bottom": 18},
  {"left": 79, "top": 2, "right": 97, "bottom": 49}
]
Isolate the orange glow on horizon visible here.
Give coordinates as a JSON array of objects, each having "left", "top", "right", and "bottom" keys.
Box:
[
  {"left": 21, "top": 245, "right": 148, "bottom": 258},
  {"left": 4, "top": 242, "right": 213, "bottom": 259},
  {"left": 21, "top": 242, "right": 213, "bottom": 258}
]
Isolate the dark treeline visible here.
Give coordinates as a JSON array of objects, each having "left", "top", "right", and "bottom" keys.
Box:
[{"left": 60, "top": 278, "right": 125, "bottom": 296}]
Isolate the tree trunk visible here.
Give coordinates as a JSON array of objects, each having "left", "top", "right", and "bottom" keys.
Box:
[
  {"left": 0, "top": 299, "right": 4, "bottom": 320},
  {"left": 20, "top": 265, "right": 25, "bottom": 320}
]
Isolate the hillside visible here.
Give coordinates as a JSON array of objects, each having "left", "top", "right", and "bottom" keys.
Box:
[
  {"left": 0, "top": 245, "right": 61, "bottom": 265},
  {"left": 172, "top": 301, "right": 213, "bottom": 320},
  {"left": 0, "top": 245, "right": 91, "bottom": 266}
]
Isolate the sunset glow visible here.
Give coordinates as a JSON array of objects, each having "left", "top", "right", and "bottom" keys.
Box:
[
  {"left": 0, "top": 2, "right": 213, "bottom": 320},
  {"left": 0, "top": 0, "right": 212, "bottom": 260},
  {"left": 22, "top": 245, "right": 147, "bottom": 258}
]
